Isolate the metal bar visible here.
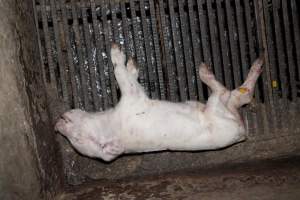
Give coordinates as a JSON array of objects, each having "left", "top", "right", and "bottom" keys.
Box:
[
  {"left": 81, "top": 0, "right": 100, "bottom": 110},
  {"left": 178, "top": 0, "right": 196, "bottom": 100},
  {"left": 244, "top": 0, "right": 260, "bottom": 102},
  {"left": 258, "top": 0, "right": 275, "bottom": 105},
  {"left": 187, "top": 0, "right": 204, "bottom": 101},
  {"left": 110, "top": 1, "right": 124, "bottom": 103},
  {"left": 168, "top": 0, "right": 187, "bottom": 101},
  {"left": 60, "top": 0, "right": 79, "bottom": 108},
  {"left": 140, "top": 0, "right": 159, "bottom": 99},
  {"left": 158, "top": 0, "right": 177, "bottom": 101},
  {"left": 197, "top": 0, "right": 213, "bottom": 98},
  {"left": 216, "top": 0, "right": 233, "bottom": 90},
  {"left": 71, "top": 0, "right": 89, "bottom": 109},
  {"left": 120, "top": 1, "right": 132, "bottom": 58},
  {"left": 101, "top": 0, "right": 118, "bottom": 105},
  {"left": 33, "top": 0, "right": 48, "bottom": 84},
  {"left": 243, "top": 0, "right": 263, "bottom": 134},
  {"left": 130, "top": 0, "right": 149, "bottom": 95},
  {"left": 150, "top": 0, "right": 166, "bottom": 100},
  {"left": 206, "top": 0, "right": 223, "bottom": 83},
  {"left": 291, "top": 0, "right": 300, "bottom": 80},
  {"left": 261, "top": 0, "right": 278, "bottom": 100},
  {"left": 36, "top": 4, "right": 86, "bottom": 16},
  {"left": 225, "top": 0, "right": 242, "bottom": 87},
  {"left": 234, "top": 0, "right": 254, "bottom": 134},
  {"left": 257, "top": 0, "right": 277, "bottom": 134},
  {"left": 40, "top": 0, "right": 57, "bottom": 86},
  {"left": 197, "top": 0, "right": 212, "bottom": 66},
  {"left": 272, "top": 0, "right": 288, "bottom": 99},
  {"left": 50, "top": 0, "right": 70, "bottom": 105},
  {"left": 235, "top": 0, "right": 248, "bottom": 81},
  {"left": 255, "top": 0, "right": 272, "bottom": 136},
  {"left": 245, "top": 2, "right": 255, "bottom": 62},
  {"left": 282, "top": 0, "right": 298, "bottom": 130},
  {"left": 90, "top": 0, "right": 109, "bottom": 110},
  {"left": 243, "top": 0, "right": 261, "bottom": 134},
  {"left": 270, "top": 0, "right": 289, "bottom": 129},
  {"left": 110, "top": 1, "right": 120, "bottom": 45},
  {"left": 282, "top": 0, "right": 297, "bottom": 101},
  {"left": 244, "top": 0, "right": 256, "bottom": 62}
]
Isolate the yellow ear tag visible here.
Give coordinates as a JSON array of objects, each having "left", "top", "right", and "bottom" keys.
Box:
[
  {"left": 272, "top": 80, "right": 278, "bottom": 88},
  {"left": 238, "top": 87, "right": 248, "bottom": 94}
]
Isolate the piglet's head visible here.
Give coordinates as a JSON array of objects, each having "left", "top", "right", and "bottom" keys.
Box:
[
  {"left": 55, "top": 109, "right": 123, "bottom": 162},
  {"left": 55, "top": 109, "right": 100, "bottom": 157}
]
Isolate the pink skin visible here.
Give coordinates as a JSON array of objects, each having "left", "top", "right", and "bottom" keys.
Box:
[
  {"left": 55, "top": 109, "right": 123, "bottom": 161},
  {"left": 199, "top": 54, "right": 264, "bottom": 124},
  {"left": 55, "top": 44, "right": 264, "bottom": 162}
]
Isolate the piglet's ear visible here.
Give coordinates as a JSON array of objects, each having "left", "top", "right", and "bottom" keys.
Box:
[{"left": 100, "top": 140, "right": 124, "bottom": 162}]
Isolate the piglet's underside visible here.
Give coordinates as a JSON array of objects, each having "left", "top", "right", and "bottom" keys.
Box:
[{"left": 55, "top": 44, "right": 264, "bottom": 161}]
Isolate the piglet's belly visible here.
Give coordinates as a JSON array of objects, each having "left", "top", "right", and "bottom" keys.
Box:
[{"left": 118, "top": 106, "right": 215, "bottom": 153}]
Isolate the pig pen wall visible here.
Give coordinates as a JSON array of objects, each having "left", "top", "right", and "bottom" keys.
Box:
[
  {"left": 34, "top": 0, "right": 300, "bottom": 186},
  {"left": 0, "top": 0, "right": 64, "bottom": 199}
]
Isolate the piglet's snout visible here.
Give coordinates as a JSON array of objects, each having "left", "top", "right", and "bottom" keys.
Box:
[
  {"left": 55, "top": 113, "right": 71, "bottom": 132},
  {"left": 55, "top": 118, "right": 65, "bottom": 132}
]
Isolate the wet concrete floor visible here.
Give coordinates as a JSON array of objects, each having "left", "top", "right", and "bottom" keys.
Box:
[{"left": 57, "top": 157, "right": 300, "bottom": 200}]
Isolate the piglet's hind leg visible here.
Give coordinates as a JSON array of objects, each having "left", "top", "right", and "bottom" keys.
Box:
[
  {"left": 227, "top": 55, "right": 264, "bottom": 109},
  {"left": 199, "top": 63, "right": 229, "bottom": 97}
]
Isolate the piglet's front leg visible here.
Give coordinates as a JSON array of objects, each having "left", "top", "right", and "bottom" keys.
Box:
[
  {"left": 111, "top": 44, "right": 146, "bottom": 98},
  {"left": 99, "top": 139, "right": 125, "bottom": 162}
]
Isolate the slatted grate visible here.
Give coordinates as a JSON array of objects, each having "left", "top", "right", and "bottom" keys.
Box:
[
  {"left": 33, "top": 0, "right": 300, "bottom": 184},
  {"left": 34, "top": 0, "right": 300, "bottom": 139},
  {"left": 35, "top": 0, "right": 267, "bottom": 108}
]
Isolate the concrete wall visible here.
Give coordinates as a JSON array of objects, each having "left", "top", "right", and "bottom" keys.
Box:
[
  {"left": 0, "top": 0, "right": 63, "bottom": 199},
  {"left": 0, "top": 0, "right": 41, "bottom": 198}
]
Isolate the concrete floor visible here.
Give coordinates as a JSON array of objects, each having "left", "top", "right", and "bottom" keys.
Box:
[{"left": 56, "top": 157, "right": 300, "bottom": 200}]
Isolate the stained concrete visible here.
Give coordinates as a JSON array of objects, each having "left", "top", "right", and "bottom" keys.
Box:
[
  {"left": 15, "top": 0, "right": 64, "bottom": 196},
  {"left": 0, "top": 0, "right": 63, "bottom": 199},
  {"left": 0, "top": 0, "right": 41, "bottom": 199},
  {"left": 57, "top": 157, "right": 300, "bottom": 200}
]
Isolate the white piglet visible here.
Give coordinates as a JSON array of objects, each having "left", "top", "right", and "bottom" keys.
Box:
[{"left": 55, "top": 44, "right": 264, "bottom": 161}]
